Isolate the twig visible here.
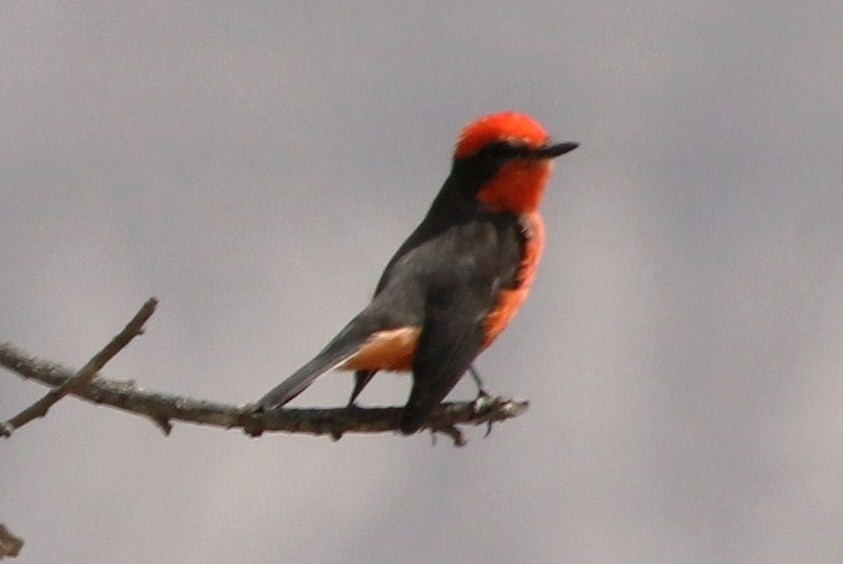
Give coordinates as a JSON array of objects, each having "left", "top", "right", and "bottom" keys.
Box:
[
  {"left": 0, "top": 523, "right": 23, "bottom": 560},
  {"left": 0, "top": 298, "right": 157, "bottom": 438},
  {"left": 0, "top": 338, "right": 529, "bottom": 446}
]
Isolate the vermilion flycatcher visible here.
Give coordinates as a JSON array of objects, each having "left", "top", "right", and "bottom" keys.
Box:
[{"left": 256, "top": 112, "right": 577, "bottom": 433}]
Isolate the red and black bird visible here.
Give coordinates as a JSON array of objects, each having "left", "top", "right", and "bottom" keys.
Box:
[{"left": 256, "top": 112, "right": 577, "bottom": 434}]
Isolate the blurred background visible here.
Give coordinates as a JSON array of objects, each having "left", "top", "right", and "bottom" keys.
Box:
[{"left": 2, "top": 3, "right": 842, "bottom": 562}]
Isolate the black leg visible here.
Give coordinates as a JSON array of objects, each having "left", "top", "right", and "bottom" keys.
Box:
[{"left": 468, "top": 365, "right": 490, "bottom": 398}]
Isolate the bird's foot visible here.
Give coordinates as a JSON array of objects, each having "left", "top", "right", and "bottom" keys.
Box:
[{"left": 471, "top": 393, "right": 498, "bottom": 438}]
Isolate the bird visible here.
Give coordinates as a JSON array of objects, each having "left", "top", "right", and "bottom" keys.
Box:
[{"left": 255, "top": 111, "right": 577, "bottom": 434}]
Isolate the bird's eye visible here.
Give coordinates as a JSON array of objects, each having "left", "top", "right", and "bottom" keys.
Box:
[{"left": 487, "top": 142, "right": 518, "bottom": 160}]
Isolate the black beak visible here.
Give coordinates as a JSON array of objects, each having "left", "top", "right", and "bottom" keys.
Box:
[{"left": 531, "top": 141, "right": 579, "bottom": 159}]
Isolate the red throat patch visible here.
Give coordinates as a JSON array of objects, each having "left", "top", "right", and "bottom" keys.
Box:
[{"left": 476, "top": 159, "right": 553, "bottom": 214}]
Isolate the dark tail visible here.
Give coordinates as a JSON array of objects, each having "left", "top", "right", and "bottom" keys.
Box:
[{"left": 255, "top": 321, "right": 373, "bottom": 410}]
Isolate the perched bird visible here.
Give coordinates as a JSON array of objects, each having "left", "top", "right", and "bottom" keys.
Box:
[{"left": 256, "top": 112, "right": 577, "bottom": 434}]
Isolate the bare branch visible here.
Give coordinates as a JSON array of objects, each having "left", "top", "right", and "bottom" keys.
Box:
[
  {"left": 1, "top": 298, "right": 158, "bottom": 438},
  {"left": 0, "top": 524, "right": 23, "bottom": 560},
  {"left": 0, "top": 338, "right": 528, "bottom": 446}
]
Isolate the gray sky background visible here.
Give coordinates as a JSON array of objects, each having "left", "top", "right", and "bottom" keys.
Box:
[{"left": 3, "top": 3, "right": 843, "bottom": 563}]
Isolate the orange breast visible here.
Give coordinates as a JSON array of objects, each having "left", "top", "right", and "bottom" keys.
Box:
[{"left": 483, "top": 211, "right": 545, "bottom": 347}]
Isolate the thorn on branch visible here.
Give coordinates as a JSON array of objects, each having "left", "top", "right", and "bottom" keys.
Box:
[
  {"left": 149, "top": 415, "right": 173, "bottom": 436},
  {"left": 435, "top": 425, "right": 467, "bottom": 447}
]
